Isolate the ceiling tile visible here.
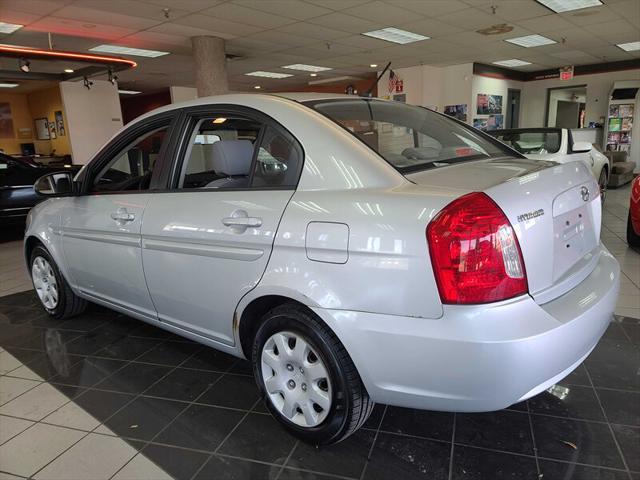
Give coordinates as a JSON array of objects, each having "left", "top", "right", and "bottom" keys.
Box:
[
  {"left": 69, "top": 1, "right": 191, "bottom": 22},
  {"left": 303, "top": 0, "right": 372, "bottom": 10},
  {"left": 0, "top": 0, "right": 73, "bottom": 16},
  {"left": 26, "top": 16, "right": 135, "bottom": 41},
  {"left": 141, "top": 0, "right": 225, "bottom": 11},
  {"left": 331, "top": 34, "right": 398, "bottom": 50},
  {"left": 516, "top": 13, "right": 576, "bottom": 32},
  {"left": 242, "top": 30, "right": 317, "bottom": 48},
  {"left": 307, "top": 12, "right": 383, "bottom": 33},
  {"left": 277, "top": 22, "right": 352, "bottom": 41},
  {"left": 385, "top": 0, "right": 469, "bottom": 17},
  {"left": 0, "top": 9, "right": 43, "bottom": 26},
  {"left": 435, "top": 7, "right": 504, "bottom": 30},
  {"left": 49, "top": 5, "right": 161, "bottom": 30},
  {"left": 232, "top": 0, "right": 332, "bottom": 20},
  {"left": 171, "top": 14, "right": 264, "bottom": 37},
  {"left": 342, "top": 1, "right": 424, "bottom": 25},
  {"left": 399, "top": 18, "right": 465, "bottom": 37},
  {"left": 560, "top": 5, "right": 622, "bottom": 26},
  {"left": 200, "top": 2, "right": 297, "bottom": 28},
  {"left": 477, "top": 0, "right": 551, "bottom": 21},
  {"left": 120, "top": 31, "right": 192, "bottom": 50}
]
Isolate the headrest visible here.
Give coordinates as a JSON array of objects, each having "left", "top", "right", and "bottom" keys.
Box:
[{"left": 211, "top": 140, "right": 254, "bottom": 176}]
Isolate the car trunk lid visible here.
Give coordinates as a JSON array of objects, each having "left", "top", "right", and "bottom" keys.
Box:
[{"left": 407, "top": 157, "right": 601, "bottom": 303}]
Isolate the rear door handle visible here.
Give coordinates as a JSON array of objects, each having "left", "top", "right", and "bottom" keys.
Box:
[
  {"left": 110, "top": 208, "right": 135, "bottom": 224},
  {"left": 222, "top": 217, "right": 262, "bottom": 228}
]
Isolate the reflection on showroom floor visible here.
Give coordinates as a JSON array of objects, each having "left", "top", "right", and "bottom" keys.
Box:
[{"left": 0, "top": 183, "right": 638, "bottom": 480}]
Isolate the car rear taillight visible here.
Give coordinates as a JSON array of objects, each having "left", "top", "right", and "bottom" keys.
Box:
[{"left": 427, "top": 192, "right": 527, "bottom": 305}]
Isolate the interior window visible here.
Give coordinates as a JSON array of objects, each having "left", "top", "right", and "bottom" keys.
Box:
[
  {"left": 251, "top": 126, "right": 303, "bottom": 188},
  {"left": 179, "top": 116, "right": 261, "bottom": 189},
  {"left": 92, "top": 126, "right": 168, "bottom": 192}
]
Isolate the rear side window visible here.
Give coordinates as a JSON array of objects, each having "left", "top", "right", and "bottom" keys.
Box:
[{"left": 177, "top": 113, "right": 303, "bottom": 190}]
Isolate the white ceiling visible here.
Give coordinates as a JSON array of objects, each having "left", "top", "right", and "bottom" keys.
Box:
[{"left": 1, "top": 0, "right": 638, "bottom": 93}]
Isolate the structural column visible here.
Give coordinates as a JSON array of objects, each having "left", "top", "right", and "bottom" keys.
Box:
[{"left": 191, "top": 35, "right": 228, "bottom": 97}]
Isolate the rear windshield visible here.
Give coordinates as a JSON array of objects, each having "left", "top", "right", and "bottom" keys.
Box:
[
  {"left": 491, "top": 130, "right": 561, "bottom": 155},
  {"left": 304, "top": 98, "right": 512, "bottom": 172}
]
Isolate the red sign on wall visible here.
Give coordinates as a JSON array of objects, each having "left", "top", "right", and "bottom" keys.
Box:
[{"left": 560, "top": 65, "right": 574, "bottom": 81}]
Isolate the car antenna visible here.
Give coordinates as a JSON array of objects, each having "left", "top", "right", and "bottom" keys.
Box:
[{"left": 362, "top": 62, "right": 391, "bottom": 98}]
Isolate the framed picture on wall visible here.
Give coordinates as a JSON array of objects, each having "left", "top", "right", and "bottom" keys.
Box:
[
  {"left": 35, "top": 117, "right": 50, "bottom": 140},
  {"left": 0, "top": 102, "right": 14, "bottom": 139},
  {"left": 55, "top": 110, "right": 65, "bottom": 136},
  {"left": 48, "top": 121, "right": 57, "bottom": 139}
]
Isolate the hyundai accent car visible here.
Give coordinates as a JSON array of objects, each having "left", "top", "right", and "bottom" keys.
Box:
[
  {"left": 25, "top": 94, "right": 620, "bottom": 444},
  {"left": 489, "top": 128, "right": 610, "bottom": 203}
]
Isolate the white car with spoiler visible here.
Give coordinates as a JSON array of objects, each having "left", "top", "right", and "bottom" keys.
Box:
[
  {"left": 25, "top": 93, "right": 619, "bottom": 445},
  {"left": 489, "top": 127, "right": 610, "bottom": 203}
]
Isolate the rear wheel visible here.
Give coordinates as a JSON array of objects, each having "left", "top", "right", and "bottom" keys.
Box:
[
  {"left": 628, "top": 214, "right": 640, "bottom": 249},
  {"left": 598, "top": 167, "right": 608, "bottom": 205},
  {"left": 30, "top": 245, "right": 87, "bottom": 320},
  {"left": 252, "top": 304, "right": 373, "bottom": 445}
]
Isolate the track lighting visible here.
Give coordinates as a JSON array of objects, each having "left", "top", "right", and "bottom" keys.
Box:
[{"left": 19, "top": 58, "right": 30, "bottom": 73}]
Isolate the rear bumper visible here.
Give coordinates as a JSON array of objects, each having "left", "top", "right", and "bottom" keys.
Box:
[{"left": 313, "top": 245, "right": 620, "bottom": 412}]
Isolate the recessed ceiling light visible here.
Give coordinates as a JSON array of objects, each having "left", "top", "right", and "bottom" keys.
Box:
[
  {"left": 118, "top": 89, "right": 141, "bottom": 95},
  {"left": 64, "top": 68, "right": 74, "bottom": 73},
  {"left": 370, "top": 64, "right": 378, "bottom": 68},
  {"left": 617, "top": 41, "right": 640, "bottom": 52},
  {"left": 492, "top": 59, "right": 532, "bottom": 67},
  {"left": 362, "top": 27, "right": 429, "bottom": 45},
  {"left": 90, "top": 44, "right": 169, "bottom": 58},
  {"left": 245, "top": 71, "right": 293, "bottom": 78},
  {"left": 0, "top": 22, "right": 23, "bottom": 34},
  {"left": 283, "top": 64, "right": 332, "bottom": 72},
  {"left": 505, "top": 34, "right": 556, "bottom": 48},
  {"left": 0, "top": 82, "right": 19, "bottom": 88},
  {"left": 309, "top": 73, "right": 318, "bottom": 77},
  {"left": 535, "top": 0, "right": 602, "bottom": 13},
  {"left": 254, "top": 85, "right": 261, "bottom": 89}
]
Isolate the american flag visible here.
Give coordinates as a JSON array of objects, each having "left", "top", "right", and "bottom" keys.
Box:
[{"left": 388, "top": 69, "right": 398, "bottom": 93}]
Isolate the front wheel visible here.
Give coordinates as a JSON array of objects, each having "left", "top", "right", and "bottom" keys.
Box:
[
  {"left": 30, "top": 245, "right": 87, "bottom": 320},
  {"left": 252, "top": 304, "right": 374, "bottom": 445},
  {"left": 598, "top": 167, "right": 608, "bottom": 205}
]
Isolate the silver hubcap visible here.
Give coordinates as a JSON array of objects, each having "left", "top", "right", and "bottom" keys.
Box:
[
  {"left": 261, "top": 331, "right": 332, "bottom": 428},
  {"left": 32, "top": 256, "right": 58, "bottom": 309}
]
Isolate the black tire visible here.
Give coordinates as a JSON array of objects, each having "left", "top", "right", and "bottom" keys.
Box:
[
  {"left": 598, "top": 167, "right": 608, "bottom": 205},
  {"left": 30, "top": 245, "right": 87, "bottom": 320},
  {"left": 628, "top": 214, "right": 640, "bottom": 249},
  {"left": 252, "top": 303, "right": 374, "bottom": 445}
]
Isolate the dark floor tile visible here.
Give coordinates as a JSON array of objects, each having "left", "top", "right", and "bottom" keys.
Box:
[
  {"left": 145, "top": 368, "right": 221, "bottom": 402},
  {"left": 50, "top": 356, "right": 126, "bottom": 387},
  {"left": 532, "top": 415, "right": 625, "bottom": 469},
  {"left": 94, "top": 336, "right": 160, "bottom": 361},
  {"left": 12, "top": 351, "right": 84, "bottom": 381},
  {"left": 598, "top": 388, "right": 640, "bottom": 426},
  {"left": 73, "top": 388, "right": 134, "bottom": 423},
  {"left": 0, "top": 290, "right": 39, "bottom": 307},
  {"left": 287, "top": 428, "right": 374, "bottom": 478},
  {"left": 181, "top": 347, "right": 238, "bottom": 372},
  {"left": 198, "top": 374, "right": 260, "bottom": 410},
  {"left": 528, "top": 384, "right": 605, "bottom": 422},
  {"left": 193, "top": 455, "right": 277, "bottom": 480},
  {"left": 363, "top": 404, "right": 386, "bottom": 430},
  {"left": 611, "top": 424, "right": 640, "bottom": 472},
  {"left": 506, "top": 400, "right": 528, "bottom": 412},
  {"left": 539, "top": 460, "right": 629, "bottom": 480},
  {"left": 95, "top": 362, "right": 172, "bottom": 394},
  {"left": 451, "top": 445, "right": 538, "bottom": 480},
  {"left": 0, "top": 346, "right": 43, "bottom": 369},
  {"left": 603, "top": 322, "right": 630, "bottom": 343},
  {"left": 103, "top": 396, "right": 184, "bottom": 441},
  {"left": 252, "top": 399, "right": 270, "bottom": 414},
  {"left": 278, "top": 468, "right": 337, "bottom": 479},
  {"left": 218, "top": 412, "right": 296, "bottom": 465},
  {"left": 585, "top": 341, "right": 640, "bottom": 392},
  {"left": 619, "top": 316, "right": 640, "bottom": 345},
  {"left": 455, "top": 410, "right": 534, "bottom": 455},
  {"left": 363, "top": 432, "right": 450, "bottom": 480},
  {"left": 127, "top": 322, "right": 174, "bottom": 339},
  {"left": 63, "top": 328, "right": 124, "bottom": 356},
  {"left": 228, "top": 359, "right": 253, "bottom": 376},
  {"left": 57, "top": 313, "right": 108, "bottom": 332},
  {"left": 94, "top": 316, "right": 141, "bottom": 337},
  {"left": 563, "top": 364, "right": 591, "bottom": 387},
  {"left": 155, "top": 403, "right": 245, "bottom": 451},
  {"left": 380, "top": 407, "right": 453, "bottom": 441},
  {"left": 139, "top": 443, "right": 209, "bottom": 480},
  {"left": 135, "top": 341, "right": 201, "bottom": 367}
]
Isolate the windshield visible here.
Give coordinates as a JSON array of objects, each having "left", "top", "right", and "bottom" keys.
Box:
[
  {"left": 490, "top": 130, "right": 561, "bottom": 155},
  {"left": 305, "top": 98, "right": 511, "bottom": 172}
]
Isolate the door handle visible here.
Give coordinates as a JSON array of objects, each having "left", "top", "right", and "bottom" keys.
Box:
[
  {"left": 222, "top": 217, "right": 262, "bottom": 228},
  {"left": 110, "top": 208, "right": 135, "bottom": 224}
]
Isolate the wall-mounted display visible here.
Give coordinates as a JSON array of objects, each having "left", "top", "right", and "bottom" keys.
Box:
[
  {"left": 487, "top": 114, "right": 504, "bottom": 130},
  {"left": 34, "top": 117, "right": 50, "bottom": 140},
  {"left": 473, "top": 118, "right": 488, "bottom": 130},
  {"left": 55, "top": 110, "right": 65, "bottom": 136},
  {"left": 444, "top": 104, "right": 467, "bottom": 121},
  {"left": 0, "top": 102, "right": 14, "bottom": 139},
  {"left": 606, "top": 100, "right": 635, "bottom": 152},
  {"left": 477, "top": 94, "right": 502, "bottom": 115}
]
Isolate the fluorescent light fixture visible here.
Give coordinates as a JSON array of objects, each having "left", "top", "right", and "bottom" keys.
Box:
[
  {"left": 0, "top": 82, "right": 19, "bottom": 88},
  {"left": 535, "top": 0, "right": 602, "bottom": 13},
  {"left": 362, "top": 27, "right": 429, "bottom": 45},
  {"left": 370, "top": 63, "right": 378, "bottom": 68},
  {"left": 283, "top": 64, "right": 332, "bottom": 72},
  {"left": 0, "top": 22, "right": 23, "bottom": 34},
  {"left": 118, "top": 89, "right": 141, "bottom": 95},
  {"left": 254, "top": 85, "right": 261, "bottom": 89},
  {"left": 244, "top": 71, "right": 292, "bottom": 78},
  {"left": 309, "top": 73, "right": 318, "bottom": 77},
  {"left": 617, "top": 41, "right": 640, "bottom": 52},
  {"left": 505, "top": 34, "right": 556, "bottom": 48},
  {"left": 493, "top": 59, "right": 532, "bottom": 67},
  {"left": 212, "top": 117, "right": 227, "bottom": 124},
  {"left": 64, "top": 68, "right": 74, "bottom": 73},
  {"left": 90, "top": 44, "right": 169, "bottom": 58}
]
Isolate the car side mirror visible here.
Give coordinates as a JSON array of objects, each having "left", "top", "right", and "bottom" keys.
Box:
[
  {"left": 34, "top": 171, "right": 75, "bottom": 196},
  {"left": 572, "top": 141, "right": 592, "bottom": 153}
]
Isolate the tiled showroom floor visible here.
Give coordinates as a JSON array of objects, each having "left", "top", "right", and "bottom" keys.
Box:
[{"left": 0, "top": 184, "right": 638, "bottom": 480}]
